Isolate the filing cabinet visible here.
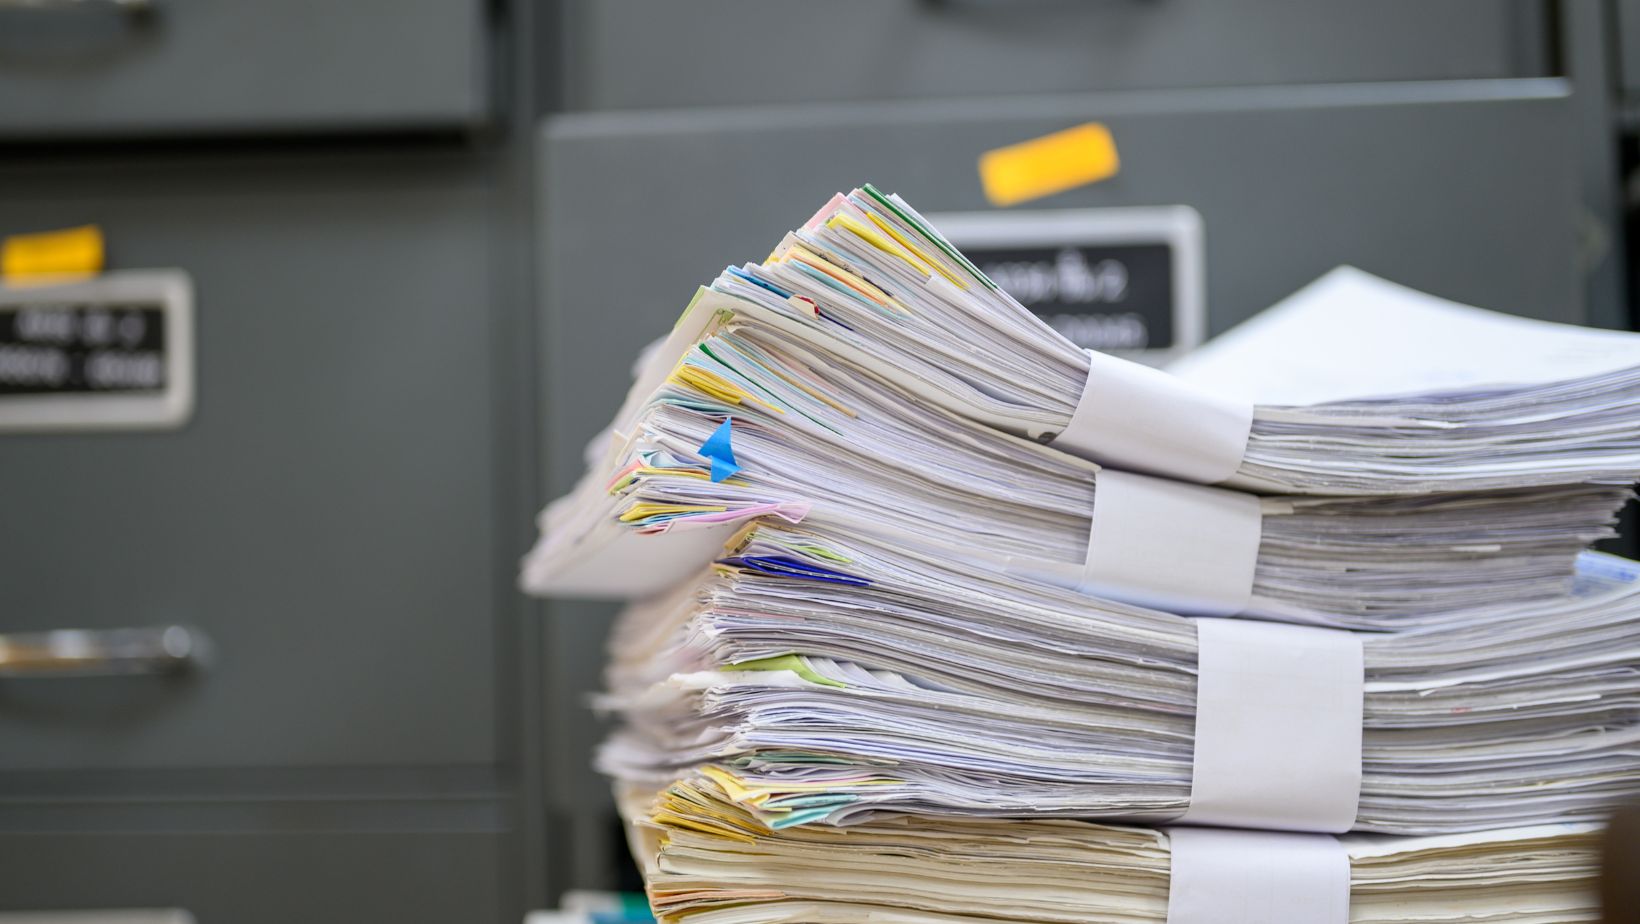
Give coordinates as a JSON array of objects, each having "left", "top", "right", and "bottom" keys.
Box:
[
  {"left": 0, "top": 144, "right": 526, "bottom": 919},
  {"left": 0, "top": 151, "right": 502, "bottom": 772},
  {"left": 0, "top": 0, "right": 535, "bottom": 913}
]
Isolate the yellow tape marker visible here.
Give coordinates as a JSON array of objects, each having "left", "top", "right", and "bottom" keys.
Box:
[
  {"left": 979, "top": 123, "right": 1119, "bottom": 207},
  {"left": 1, "top": 224, "right": 105, "bottom": 281}
]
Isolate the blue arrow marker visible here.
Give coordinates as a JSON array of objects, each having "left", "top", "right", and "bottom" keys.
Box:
[{"left": 699, "top": 417, "right": 742, "bottom": 483}]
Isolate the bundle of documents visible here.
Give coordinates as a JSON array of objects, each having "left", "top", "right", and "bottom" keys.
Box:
[
  {"left": 595, "top": 523, "right": 1640, "bottom": 834},
  {"left": 526, "top": 186, "right": 1640, "bottom": 923},
  {"left": 521, "top": 289, "right": 1629, "bottom": 624},
  {"left": 692, "top": 186, "right": 1640, "bottom": 495},
  {"left": 624, "top": 777, "right": 1600, "bottom": 924}
]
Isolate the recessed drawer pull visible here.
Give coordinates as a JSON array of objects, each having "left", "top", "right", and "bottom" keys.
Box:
[{"left": 0, "top": 625, "right": 204, "bottom": 677}]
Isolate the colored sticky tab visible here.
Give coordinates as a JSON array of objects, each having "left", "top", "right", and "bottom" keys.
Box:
[
  {"left": 727, "top": 654, "right": 845, "bottom": 688},
  {"left": 699, "top": 417, "right": 742, "bottom": 482},
  {"left": 978, "top": 123, "right": 1119, "bottom": 207},
  {"left": 1, "top": 225, "right": 105, "bottom": 280}
]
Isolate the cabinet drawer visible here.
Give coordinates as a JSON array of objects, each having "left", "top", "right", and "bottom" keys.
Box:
[
  {"left": 0, "top": 0, "right": 488, "bottom": 140},
  {"left": 0, "top": 150, "right": 505, "bottom": 770},
  {"left": 0, "top": 829, "right": 504, "bottom": 923},
  {"left": 561, "top": 0, "right": 1544, "bottom": 110}
]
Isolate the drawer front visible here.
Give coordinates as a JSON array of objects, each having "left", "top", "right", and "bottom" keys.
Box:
[
  {"left": 0, "top": 0, "right": 487, "bottom": 140},
  {"left": 0, "top": 829, "right": 505, "bottom": 923},
  {"left": 0, "top": 150, "right": 504, "bottom": 770},
  {"left": 535, "top": 78, "right": 1582, "bottom": 823},
  {"left": 560, "top": 0, "right": 1544, "bottom": 110}
]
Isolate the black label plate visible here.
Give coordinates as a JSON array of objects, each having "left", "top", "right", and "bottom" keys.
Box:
[
  {"left": 0, "top": 303, "right": 168, "bottom": 396},
  {"left": 969, "top": 242, "right": 1175, "bottom": 351}
]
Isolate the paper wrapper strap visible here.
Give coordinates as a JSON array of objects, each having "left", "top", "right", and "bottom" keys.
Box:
[
  {"left": 1083, "top": 470, "right": 1261, "bottom": 616},
  {"left": 1051, "top": 350, "right": 1253, "bottom": 485},
  {"left": 1178, "top": 618, "right": 1364, "bottom": 832},
  {"left": 1164, "top": 827, "right": 1349, "bottom": 924}
]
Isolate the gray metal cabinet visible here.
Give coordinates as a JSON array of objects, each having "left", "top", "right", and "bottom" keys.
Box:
[
  {"left": 0, "top": 0, "right": 535, "bottom": 918},
  {"left": 554, "top": 0, "right": 1546, "bottom": 110},
  {"left": 0, "top": 0, "right": 489, "bottom": 139},
  {"left": 0, "top": 145, "right": 527, "bottom": 920},
  {"left": 1617, "top": 0, "right": 1640, "bottom": 97},
  {"left": 0, "top": 150, "right": 502, "bottom": 772},
  {"left": 0, "top": 829, "right": 505, "bottom": 922},
  {"left": 535, "top": 77, "right": 1583, "bottom": 884}
]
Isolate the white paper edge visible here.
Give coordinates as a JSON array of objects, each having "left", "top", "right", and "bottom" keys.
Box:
[
  {"left": 1164, "top": 827, "right": 1349, "bottom": 924},
  {"left": 1081, "top": 470, "right": 1260, "bottom": 616},
  {"left": 1179, "top": 618, "right": 1363, "bottom": 832},
  {"left": 521, "top": 520, "right": 735, "bottom": 599}
]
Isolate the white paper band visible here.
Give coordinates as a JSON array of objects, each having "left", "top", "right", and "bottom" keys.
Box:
[
  {"left": 1180, "top": 618, "right": 1364, "bottom": 832},
  {"left": 1052, "top": 351, "right": 1253, "bottom": 485},
  {"left": 1164, "top": 827, "right": 1350, "bottom": 924},
  {"left": 1080, "top": 470, "right": 1261, "bottom": 617}
]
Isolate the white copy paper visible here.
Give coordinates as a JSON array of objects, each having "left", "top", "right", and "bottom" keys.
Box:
[
  {"left": 1180, "top": 618, "right": 1364, "bottom": 831},
  {"left": 1169, "top": 266, "right": 1640, "bottom": 404}
]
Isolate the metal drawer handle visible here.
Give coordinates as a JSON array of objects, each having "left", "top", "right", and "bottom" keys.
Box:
[
  {"left": 0, "top": 626, "right": 204, "bottom": 677},
  {"left": 0, "top": 0, "right": 155, "bottom": 12}
]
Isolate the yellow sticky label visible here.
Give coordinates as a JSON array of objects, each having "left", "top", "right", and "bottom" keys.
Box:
[
  {"left": 1, "top": 225, "right": 105, "bottom": 280},
  {"left": 979, "top": 123, "right": 1119, "bottom": 207}
]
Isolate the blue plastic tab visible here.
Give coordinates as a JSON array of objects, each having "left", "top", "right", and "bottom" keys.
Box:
[{"left": 699, "top": 417, "right": 742, "bottom": 482}]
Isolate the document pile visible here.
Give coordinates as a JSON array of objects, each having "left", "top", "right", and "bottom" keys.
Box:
[
  {"left": 625, "top": 778, "right": 1600, "bottom": 924},
  {"left": 598, "top": 529, "right": 1640, "bottom": 834},
  {"left": 526, "top": 187, "right": 1640, "bottom": 923},
  {"left": 523, "top": 296, "right": 1627, "bottom": 625}
]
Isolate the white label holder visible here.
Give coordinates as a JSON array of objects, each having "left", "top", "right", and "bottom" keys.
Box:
[
  {"left": 1179, "top": 618, "right": 1364, "bottom": 832},
  {"left": 1164, "top": 827, "right": 1349, "bottom": 924},
  {"left": 1052, "top": 350, "right": 1253, "bottom": 485}
]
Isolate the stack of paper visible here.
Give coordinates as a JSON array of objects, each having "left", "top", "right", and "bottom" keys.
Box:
[
  {"left": 521, "top": 296, "right": 1629, "bottom": 626},
  {"left": 623, "top": 777, "right": 1600, "bottom": 924},
  {"left": 525, "top": 186, "right": 1640, "bottom": 921},
  {"left": 702, "top": 186, "right": 1640, "bottom": 494},
  {"left": 594, "top": 522, "right": 1640, "bottom": 834}
]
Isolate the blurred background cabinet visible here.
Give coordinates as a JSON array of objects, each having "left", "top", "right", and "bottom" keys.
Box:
[
  {"left": 0, "top": 3, "right": 538, "bottom": 921},
  {"left": 0, "top": 0, "right": 490, "bottom": 140},
  {"left": 3, "top": 0, "right": 1637, "bottom": 919},
  {"left": 548, "top": 0, "right": 1550, "bottom": 109}
]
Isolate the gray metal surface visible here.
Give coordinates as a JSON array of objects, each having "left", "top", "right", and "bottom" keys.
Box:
[
  {"left": 1563, "top": 0, "right": 1628, "bottom": 329},
  {"left": 554, "top": 0, "right": 1546, "bottom": 111},
  {"left": 0, "top": 149, "right": 501, "bottom": 771},
  {"left": 536, "top": 78, "right": 1584, "bottom": 883},
  {"left": 0, "top": 829, "right": 504, "bottom": 921},
  {"left": 0, "top": 0, "right": 488, "bottom": 139},
  {"left": 1618, "top": 0, "right": 1640, "bottom": 96},
  {"left": 0, "top": 0, "right": 541, "bottom": 918}
]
